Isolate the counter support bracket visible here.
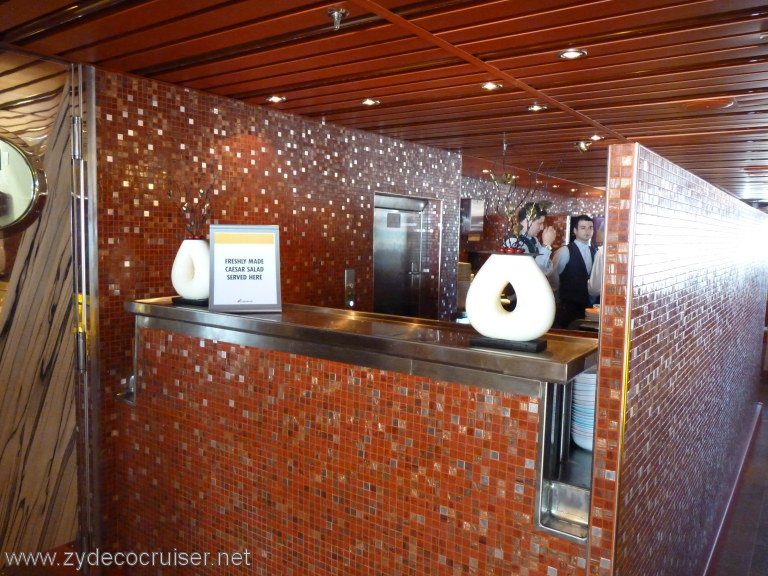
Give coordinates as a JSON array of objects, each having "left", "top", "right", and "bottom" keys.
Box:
[{"left": 116, "top": 316, "right": 139, "bottom": 405}]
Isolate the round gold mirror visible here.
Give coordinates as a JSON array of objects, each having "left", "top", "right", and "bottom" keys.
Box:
[{"left": 0, "top": 133, "right": 47, "bottom": 238}]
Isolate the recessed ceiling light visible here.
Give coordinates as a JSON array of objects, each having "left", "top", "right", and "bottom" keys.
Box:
[
  {"left": 558, "top": 48, "right": 588, "bottom": 60},
  {"left": 266, "top": 95, "right": 286, "bottom": 103},
  {"left": 590, "top": 134, "right": 603, "bottom": 141},
  {"left": 362, "top": 98, "right": 381, "bottom": 106},
  {"left": 527, "top": 103, "right": 547, "bottom": 112},
  {"left": 481, "top": 81, "right": 502, "bottom": 91}
]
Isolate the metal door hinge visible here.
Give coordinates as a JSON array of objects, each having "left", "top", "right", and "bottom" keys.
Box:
[
  {"left": 72, "top": 115, "right": 83, "bottom": 160},
  {"left": 76, "top": 331, "right": 87, "bottom": 373}
]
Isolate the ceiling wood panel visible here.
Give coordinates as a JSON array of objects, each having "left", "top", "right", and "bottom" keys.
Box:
[{"left": 0, "top": 0, "right": 766, "bottom": 208}]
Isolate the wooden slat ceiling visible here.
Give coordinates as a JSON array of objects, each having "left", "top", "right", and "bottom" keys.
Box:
[{"left": 1, "top": 0, "right": 767, "bottom": 208}]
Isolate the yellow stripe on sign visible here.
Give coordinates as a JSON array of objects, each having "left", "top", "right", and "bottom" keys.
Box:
[{"left": 214, "top": 233, "right": 275, "bottom": 244}]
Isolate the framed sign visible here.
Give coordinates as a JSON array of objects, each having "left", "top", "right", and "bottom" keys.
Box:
[{"left": 208, "top": 224, "right": 282, "bottom": 312}]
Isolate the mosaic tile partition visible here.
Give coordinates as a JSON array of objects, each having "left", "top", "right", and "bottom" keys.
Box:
[
  {"left": 590, "top": 143, "right": 768, "bottom": 576},
  {"left": 94, "top": 69, "right": 462, "bottom": 549},
  {"left": 123, "top": 326, "right": 591, "bottom": 575},
  {"left": 460, "top": 176, "right": 606, "bottom": 254},
  {"left": 460, "top": 176, "right": 606, "bottom": 225},
  {"left": 93, "top": 66, "right": 768, "bottom": 576},
  {"left": 96, "top": 72, "right": 461, "bottom": 321}
]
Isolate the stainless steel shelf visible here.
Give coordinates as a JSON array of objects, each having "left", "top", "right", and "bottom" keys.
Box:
[{"left": 126, "top": 298, "right": 598, "bottom": 394}]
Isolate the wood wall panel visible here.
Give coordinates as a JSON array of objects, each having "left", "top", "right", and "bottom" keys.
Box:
[{"left": 0, "top": 83, "right": 77, "bottom": 564}]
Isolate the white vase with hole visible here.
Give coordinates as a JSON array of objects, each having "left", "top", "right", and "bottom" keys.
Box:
[
  {"left": 465, "top": 253, "right": 555, "bottom": 342},
  {"left": 171, "top": 237, "right": 210, "bottom": 301}
]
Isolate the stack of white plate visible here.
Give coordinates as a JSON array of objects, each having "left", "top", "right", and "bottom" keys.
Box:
[
  {"left": 571, "top": 368, "right": 597, "bottom": 451},
  {"left": 584, "top": 306, "right": 600, "bottom": 322}
]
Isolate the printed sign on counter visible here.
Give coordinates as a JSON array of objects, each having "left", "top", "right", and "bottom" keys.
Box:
[{"left": 208, "top": 224, "right": 282, "bottom": 312}]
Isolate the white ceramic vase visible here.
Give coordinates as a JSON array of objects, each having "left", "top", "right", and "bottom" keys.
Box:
[
  {"left": 465, "top": 253, "right": 555, "bottom": 341},
  {"left": 171, "top": 238, "right": 210, "bottom": 300}
]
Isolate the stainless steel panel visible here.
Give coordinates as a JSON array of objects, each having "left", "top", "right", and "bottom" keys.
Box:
[
  {"left": 344, "top": 268, "right": 355, "bottom": 309},
  {"left": 538, "top": 481, "right": 590, "bottom": 541},
  {"left": 374, "top": 195, "right": 427, "bottom": 212},
  {"left": 126, "top": 299, "right": 598, "bottom": 390},
  {"left": 536, "top": 380, "right": 594, "bottom": 542},
  {"left": 373, "top": 205, "right": 424, "bottom": 317}
]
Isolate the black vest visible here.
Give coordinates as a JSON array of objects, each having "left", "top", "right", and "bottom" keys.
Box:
[{"left": 559, "top": 243, "right": 597, "bottom": 306}]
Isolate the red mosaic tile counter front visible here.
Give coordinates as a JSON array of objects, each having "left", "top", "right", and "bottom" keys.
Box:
[{"left": 119, "top": 326, "right": 590, "bottom": 575}]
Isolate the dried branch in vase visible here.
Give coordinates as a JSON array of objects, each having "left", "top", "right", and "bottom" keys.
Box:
[
  {"left": 487, "top": 164, "right": 550, "bottom": 250},
  {"left": 167, "top": 176, "right": 215, "bottom": 238}
]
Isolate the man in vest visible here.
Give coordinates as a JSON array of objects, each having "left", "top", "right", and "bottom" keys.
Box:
[{"left": 549, "top": 214, "right": 596, "bottom": 328}]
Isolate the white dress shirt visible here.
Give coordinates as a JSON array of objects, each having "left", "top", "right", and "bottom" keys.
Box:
[{"left": 588, "top": 246, "right": 604, "bottom": 298}]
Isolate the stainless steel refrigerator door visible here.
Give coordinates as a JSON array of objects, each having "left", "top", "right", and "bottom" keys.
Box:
[{"left": 373, "top": 204, "right": 425, "bottom": 317}]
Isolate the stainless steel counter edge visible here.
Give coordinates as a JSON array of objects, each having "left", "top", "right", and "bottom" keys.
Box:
[{"left": 126, "top": 298, "right": 598, "bottom": 395}]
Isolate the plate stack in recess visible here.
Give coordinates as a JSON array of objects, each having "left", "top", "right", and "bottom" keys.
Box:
[{"left": 571, "top": 368, "right": 597, "bottom": 451}]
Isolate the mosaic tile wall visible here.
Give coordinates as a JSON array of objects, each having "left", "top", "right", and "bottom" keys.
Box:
[
  {"left": 93, "top": 67, "right": 768, "bottom": 575},
  {"left": 460, "top": 176, "right": 606, "bottom": 256},
  {"left": 96, "top": 72, "right": 461, "bottom": 319},
  {"left": 460, "top": 176, "right": 606, "bottom": 222},
  {"left": 590, "top": 143, "right": 768, "bottom": 575},
  {"left": 94, "top": 70, "right": 463, "bottom": 549},
  {"left": 123, "top": 326, "right": 590, "bottom": 575}
]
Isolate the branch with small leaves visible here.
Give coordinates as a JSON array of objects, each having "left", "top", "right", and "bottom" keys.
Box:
[
  {"left": 487, "top": 164, "right": 548, "bottom": 250},
  {"left": 485, "top": 134, "right": 564, "bottom": 252},
  {"left": 167, "top": 176, "right": 214, "bottom": 238}
]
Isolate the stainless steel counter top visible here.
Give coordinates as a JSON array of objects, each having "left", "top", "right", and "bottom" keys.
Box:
[{"left": 126, "top": 298, "right": 598, "bottom": 394}]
